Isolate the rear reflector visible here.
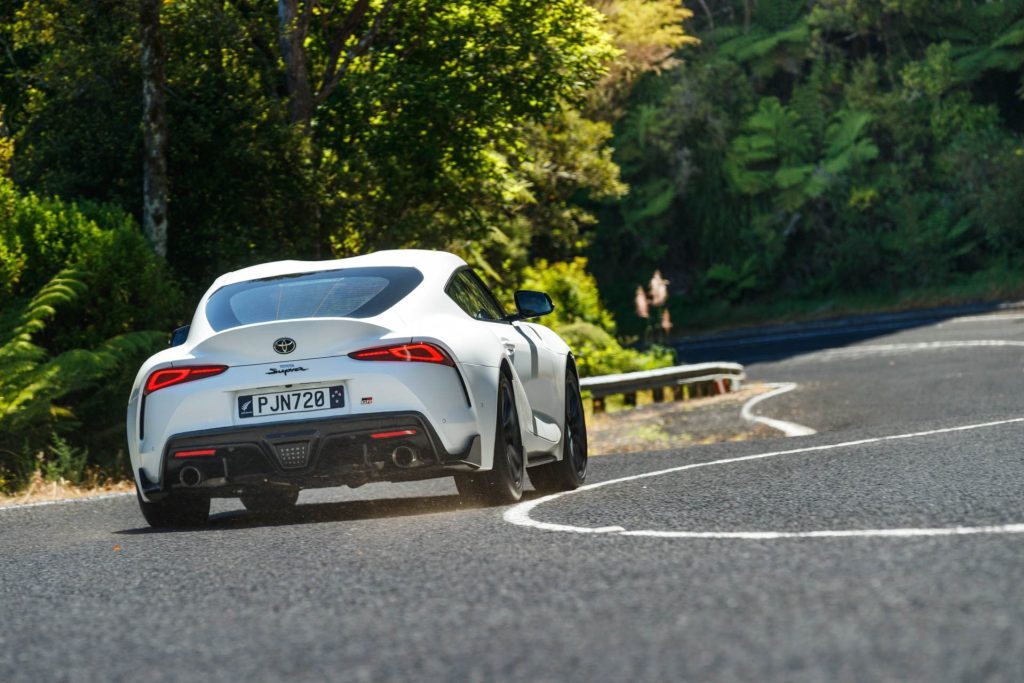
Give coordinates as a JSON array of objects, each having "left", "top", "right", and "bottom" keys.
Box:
[
  {"left": 174, "top": 448, "right": 217, "bottom": 458},
  {"left": 370, "top": 429, "right": 418, "bottom": 440},
  {"left": 349, "top": 342, "right": 454, "bottom": 366},
  {"left": 145, "top": 365, "right": 228, "bottom": 394}
]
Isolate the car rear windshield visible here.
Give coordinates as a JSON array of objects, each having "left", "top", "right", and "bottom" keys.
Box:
[{"left": 205, "top": 266, "right": 423, "bottom": 332}]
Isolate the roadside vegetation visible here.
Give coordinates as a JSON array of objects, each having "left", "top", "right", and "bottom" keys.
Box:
[
  {"left": 593, "top": 0, "right": 1024, "bottom": 335},
  {"left": 1, "top": 0, "right": 1023, "bottom": 492}
]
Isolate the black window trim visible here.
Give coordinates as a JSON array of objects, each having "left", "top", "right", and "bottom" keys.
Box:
[{"left": 443, "top": 266, "right": 512, "bottom": 325}]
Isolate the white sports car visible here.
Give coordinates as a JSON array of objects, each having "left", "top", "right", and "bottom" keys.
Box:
[{"left": 127, "top": 249, "right": 587, "bottom": 527}]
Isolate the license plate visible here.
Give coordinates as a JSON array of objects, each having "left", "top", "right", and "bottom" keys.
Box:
[{"left": 238, "top": 385, "right": 344, "bottom": 419}]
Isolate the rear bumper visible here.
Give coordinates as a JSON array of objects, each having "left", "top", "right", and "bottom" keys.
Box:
[{"left": 140, "top": 411, "right": 481, "bottom": 501}]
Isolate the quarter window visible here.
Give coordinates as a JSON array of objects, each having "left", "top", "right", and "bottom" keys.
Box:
[{"left": 446, "top": 269, "right": 507, "bottom": 321}]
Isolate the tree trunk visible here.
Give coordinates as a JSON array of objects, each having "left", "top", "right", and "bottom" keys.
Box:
[
  {"left": 274, "top": 0, "right": 396, "bottom": 257},
  {"left": 140, "top": 0, "right": 168, "bottom": 258},
  {"left": 277, "top": 0, "right": 314, "bottom": 126},
  {"left": 696, "top": 0, "right": 715, "bottom": 31}
]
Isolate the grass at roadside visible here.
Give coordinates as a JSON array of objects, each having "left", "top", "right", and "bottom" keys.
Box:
[
  {"left": 587, "top": 383, "right": 775, "bottom": 455},
  {"left": 670, "top": 266, "right": 1024, "bottom": 336},
  {"left": 0, "top": 472, "right": 133, "bottom": 508}
]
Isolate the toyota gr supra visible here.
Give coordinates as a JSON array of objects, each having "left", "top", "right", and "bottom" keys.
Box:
[{"left": 126, "top": 249, "right": 588, "bottom": 527}]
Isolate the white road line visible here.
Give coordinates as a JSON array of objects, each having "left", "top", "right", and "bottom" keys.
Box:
[
  {"left": 740, "top": 383, "right": 817, "bottom": 437},
  {"left": 504, "top": 416, "right": 1024, "bottom": 539},
  {"left": 944, "top": 313, "right": 1024, "bottom": 325},
  {"left": 681, "top": 310, "right": 1024, "bottom": 348},
  {"left": 0, "top": 491, "right": 132, "bottom": 512},
  {"left": 795, "top": 340, "right": 1024, "bottom": 362},
  {"left": 617, "top": 523, "right": 1024, "bottom": 540}
]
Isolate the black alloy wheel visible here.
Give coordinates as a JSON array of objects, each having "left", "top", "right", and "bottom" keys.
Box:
[
  {"left": 455, "top": 372, "right": 525, "bottom": 504},
  {"left": 135, "top": 484, "right": 210, "bottom": 529},
  {"left": 528, "top": 366, "right": 588, "bottom": 493}
]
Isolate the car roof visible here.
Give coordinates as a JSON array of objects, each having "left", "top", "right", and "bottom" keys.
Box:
[{"left": 207, "top": 249, "right": 467, "bottom": 290}]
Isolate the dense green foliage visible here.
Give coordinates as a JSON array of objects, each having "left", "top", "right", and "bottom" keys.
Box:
[
  {"left": 1, "top": 0, "right": 623, "bottom": 288},
  {"left": 0, "top": 178, "right": 184, "bottom": 346},
  {"left": 592, "top": 0, "right": 1024, "bottom": 330},
  {"left": 0, "top": 269, "right": 162, "bottom": 490},
  {"left": 3, "top": 1, "right": 1021, "bottom": 490},
  {"left": 517, "top": 257, "right": 674, "bottom": 376},
  {"left": 0, "top": 173, "right": 179, "bottom": 490},
  {"left": 0, "top": 0, "right": 682, "bottom": 489}
]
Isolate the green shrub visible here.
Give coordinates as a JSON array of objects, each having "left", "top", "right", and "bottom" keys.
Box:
[
  {"left": 0, "top": 179, "right": 183, "bottom": 486},
  {"left": 517, "top": 259, "right": 675, "bottom": 377},
  {"left": 40, "top": 434, "right": 89, "bottom": 486},
  {"left": 0, "top": 177, "right": 185, "bottom": 350},
  {"left": 558, "top": 321, "right": 674, "bottom": 377},
  {"left": 0, "top": 270, "right": 163, "bottom": 492},
  {"left": 519, "top": 257, "right": 617, "bottom": 332}
]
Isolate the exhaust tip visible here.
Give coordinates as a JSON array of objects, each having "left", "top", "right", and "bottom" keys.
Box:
[
  {"left": 391, "top": 445, "right": 419, "bottom": 468},
  {"left": 179, "top": 466, "right": 203, "bottom": 488}
]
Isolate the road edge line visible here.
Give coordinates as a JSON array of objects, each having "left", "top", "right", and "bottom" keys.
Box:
[{"left": 741, "top": 382, "right": 817, "bottom": 437}]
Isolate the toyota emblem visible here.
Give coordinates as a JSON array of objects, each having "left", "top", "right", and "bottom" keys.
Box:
[{"left": 273, "top": 337, "right": 296, "bottom": 355}]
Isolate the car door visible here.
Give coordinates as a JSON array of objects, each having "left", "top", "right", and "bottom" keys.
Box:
[{"left": 447, "top": 269, "right": 561, "bottom": 442}]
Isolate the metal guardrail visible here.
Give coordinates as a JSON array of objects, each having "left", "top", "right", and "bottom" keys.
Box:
[{"left": 580, "top": 362, "right": 746, "bottom": 412}]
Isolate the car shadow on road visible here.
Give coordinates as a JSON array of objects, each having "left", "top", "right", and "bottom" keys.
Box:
[{"left": 115, "top": 491, "right": 544, "bottom": 534}]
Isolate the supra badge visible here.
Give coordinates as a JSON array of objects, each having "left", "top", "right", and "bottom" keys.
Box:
[
  {"left": 273, "top": 337, "right": 296, "bottom": 354},
  {"left": 266, "top": 366, "right": 308, "bottom": 377}
]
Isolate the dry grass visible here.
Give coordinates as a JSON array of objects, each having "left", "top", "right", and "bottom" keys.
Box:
[
  {"left": 587, "top": 383, "right": 775, "bottom": 456},
  {"left": 0, "top": 471, "right": 133, "bottom": 508}
]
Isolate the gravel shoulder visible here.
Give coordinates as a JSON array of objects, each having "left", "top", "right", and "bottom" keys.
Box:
[{"left": 587, "top": 383, "right": 775, "bottom": 455}]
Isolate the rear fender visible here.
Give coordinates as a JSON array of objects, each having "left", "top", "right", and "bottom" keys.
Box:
[
  {"left": 503, "top": 359, "right": 560, "bottom": 458},
  {"left": 456, "top": 359, "right": 542, "bottom": 471},
  {"left": 458, "top": 363, "right": 500, "bottom": 470}
]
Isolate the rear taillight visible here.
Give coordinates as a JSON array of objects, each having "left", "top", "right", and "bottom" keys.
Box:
[
  {"left": 349, "top": 342, "right": 454, "bottom": 366},
  {"left": 144, "top": 365, "right": 228, "bottom": 394}
]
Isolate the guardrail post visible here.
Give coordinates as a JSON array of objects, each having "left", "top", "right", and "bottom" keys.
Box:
[
  {"left": 593, "top": 397, "right": 605, "bottom": 413},
  {"left": 624, "top": 392, "right": 637, "bottom": 407},
  {"left": 652, "top": 387, "right": 665, "bottom": 403}
]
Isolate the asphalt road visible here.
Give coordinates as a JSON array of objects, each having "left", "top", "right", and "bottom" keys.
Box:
[
  {"left": 673, "top": 301, "right": 1017, "bottom": 364},
  {"left": 3, "top": 311, "right": 1024, "bottom": 682}
]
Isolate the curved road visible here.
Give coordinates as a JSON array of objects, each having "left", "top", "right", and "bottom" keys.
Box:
[{"left": 2, "top": 313, "right": 1023, "bottom": 681}]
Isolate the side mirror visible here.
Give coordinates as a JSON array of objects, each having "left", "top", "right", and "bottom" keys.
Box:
[
  {"left": 513, "top": 290, "right": 554, "bottom": 320},
  {"left": 169, "top": 325, "right": 190, "bottom": 347}
]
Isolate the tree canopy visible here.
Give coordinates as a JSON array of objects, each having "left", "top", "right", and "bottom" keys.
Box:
[
  {"left": 591, "top": 0, "right": 1024, "bottom": 327},
  {"left": 3, "top": 1, "right": 1024, "bottom": 489}
]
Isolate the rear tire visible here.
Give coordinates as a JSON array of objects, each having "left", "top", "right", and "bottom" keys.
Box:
[
  {"left": 135, "top": 485, "right": 210, "bottom": 529},
  {"left": 455, "top": 372, "right": 525, "bottom": 505},
  {"left": 528, "top": 365, "right": 587, "bottom": 493},
  {"left": 239, "top": 489, "right": 300, "bottom": 513}
]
